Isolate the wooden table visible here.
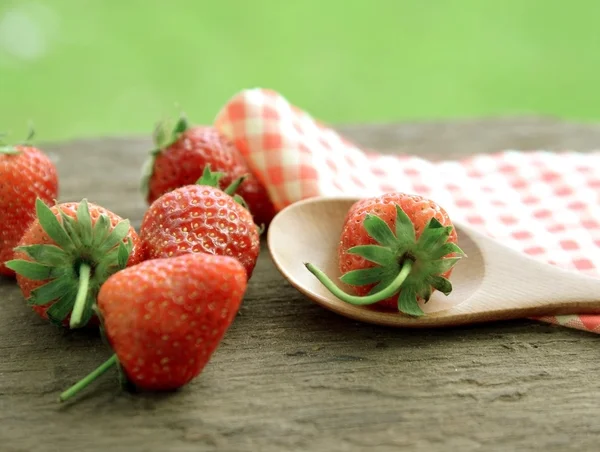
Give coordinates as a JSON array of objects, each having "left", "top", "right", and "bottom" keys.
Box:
[{"left": 3, "top": 118, "right": 600, "bottom": 452}]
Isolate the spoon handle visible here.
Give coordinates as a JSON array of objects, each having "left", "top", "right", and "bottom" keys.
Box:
[{"left": 453, "top": 225, "right": 600, "bottom": 318}]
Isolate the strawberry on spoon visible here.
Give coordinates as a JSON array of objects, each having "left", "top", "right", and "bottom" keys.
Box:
[{"left": 305, "top": 193, "right": 465, "bottom": 316}]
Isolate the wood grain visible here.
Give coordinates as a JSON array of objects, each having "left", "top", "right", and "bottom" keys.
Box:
[{"left": 2, "top": 117, "right": 600, "bottom": 452}]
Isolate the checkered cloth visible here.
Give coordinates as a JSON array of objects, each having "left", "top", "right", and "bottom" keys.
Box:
[{"left": 214, "top": 88, "right": 600, "bottom": 334}]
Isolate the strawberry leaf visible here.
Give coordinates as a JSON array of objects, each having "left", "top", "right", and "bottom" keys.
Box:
[
  {"left": 395, "top": 205, "right": 416, "bottom": 246},
  {"left": 60, "top": 210, "right": 83, "bottom": 249},
  {"left": 233, "top": 194, "right": 249, "bottom": 209},
  {"left": 427, "top": 257, "right": 461, "bottom": 275},
  {"left": 5, "top": 260, "right": 53, "bottom": 280},
  {"left": 97, "top": 220, "right": 130, "bottom": 253},
  {"left": 340, "top": 267, "right": 389, "bottom": 286},
  {"left": 416, "top": 220, "right": 452, "bottom": 251},
  {"left": 196, "top": 164, "right": 224, "bottom": 187},
  {"left": 347, "top": 245, "right": 395, "bottom": 266},
  {"left": 29, "top": 277, "right": 74, "bottom": 306},
  {"left": 431, "top": 242, "right": 465, "bottom": 259},
  {"left": 46, "top": 288, "right": 77, "bottom": 324},
  {"left": 173, "top": 115, "right": 188, "bottom": 135},
  {"left": 117, "top": 241, "right": 130, "bottom": 269},
  {"left": 76, "top": 200, "right": 93, "bottom": 248},
  {"left": 363, "top": 214, "right": 397, "bottom": 248},
  {"left": 91, "top": 214, "right": 111, "bottom": 248},
  {"left": 398, "top": 286, "right": 423, "bottom": 317},
  {"left": 367, "top": 270, "right": 399, "bottom": 295},
  {"left": 142, "top": 113, "right": 189, "bottom": 197},
  {"left": 428, "top": 275, "right": 453, "bottom": 295},
  {"left": 0, "top": 145, "right": 19, "bottom": 155},
  {"left": 224, "top": 175, "right": 246, "bottom": 196},
  {"left": 14, "top": 245, "right": 69, "bottom": 266},
  {"left": 24, "top": 124, "right": 35, "bottom": 143},
  {"left": 36, "top": 199, "right": 74, "bottom": 251},
  {"left": 421, "top": 284, "right": 432, "bottom": 302},
  {"left": 153, "top": 114, "right": 188, "bottom": 150}
]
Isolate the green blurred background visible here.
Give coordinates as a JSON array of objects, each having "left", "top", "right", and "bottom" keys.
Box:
[{"left": 1, "top": 0, "right": 599, "bottom": 143}]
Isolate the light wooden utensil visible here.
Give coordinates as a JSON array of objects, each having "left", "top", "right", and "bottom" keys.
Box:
[{"left": 267, "top": 196, "right": 600, "bottom": 328}]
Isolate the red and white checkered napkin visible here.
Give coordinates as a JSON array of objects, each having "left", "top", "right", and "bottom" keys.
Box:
[{"left": 214, "top": 88, "right": 600, "bottom": 334}]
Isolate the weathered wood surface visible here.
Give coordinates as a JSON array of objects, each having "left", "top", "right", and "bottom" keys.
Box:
[{"left": 2, "top": 117, "right": 600, "bottom": 452}]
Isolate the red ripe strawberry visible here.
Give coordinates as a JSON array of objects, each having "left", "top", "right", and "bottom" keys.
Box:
[
  {"left": 141, "top": 115, "right": 276, "bottom": 227},
  {"left": 6, "top": 199, "right": 146, "bottom": 328},
  {"left": 0, "top": 143, "right": 58, "bottom": 277},
  {"left": 58, "top": 252, "right": 247, "bottom": 401},
  {"left": 140, "top": 166, "right": 261, "bottom": 278},
  {"left": 306, "top": 193, "right": 465, "bottom": 316}
]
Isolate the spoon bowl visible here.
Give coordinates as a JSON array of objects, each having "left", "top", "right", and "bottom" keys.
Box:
[{"left": 267, "top": 196, "right": 600, "bottom": 327}]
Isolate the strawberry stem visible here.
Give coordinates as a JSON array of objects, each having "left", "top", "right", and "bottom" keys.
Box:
[
  {"left": 59, "top": 354, "right": 118, "bottom": 402},
  {"left": 305, "top": 260, "right": 413, "bottom": 306},
  {"left": 69, "top": 262, "right": 91, "bottom": 329}
]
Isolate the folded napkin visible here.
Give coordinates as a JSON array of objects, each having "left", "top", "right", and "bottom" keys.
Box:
[{"left": 214, "top": 88, "right": 600, "bottom": 334}]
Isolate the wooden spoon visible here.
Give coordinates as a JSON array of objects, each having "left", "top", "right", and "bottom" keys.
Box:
[{"left": 267, "top": 196, "right": 600, "bottom": 328}]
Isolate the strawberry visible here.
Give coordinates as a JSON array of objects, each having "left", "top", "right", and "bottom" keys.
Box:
[
  {"left": 5, "top": 199, "right": 146, "bottom": 328},
  {"left": 141, "top": 115, "right": 276, "bottom": 227},
  {"left": 0, "top": 140, "right": 59, "bottom": 277},
  {"left": 58, "top": 252, "right": 247, "bottom": 402},
  {"left": 306, "top": 193, "right": 465, "bottom": 316},
  {"left": 140, "top": 166, "right": 261, "bottom": 278}
]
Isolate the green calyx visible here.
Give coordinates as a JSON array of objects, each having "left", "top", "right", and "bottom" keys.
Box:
[
  {"left": 196, "top": 165, "right": 266, "bottom": 235},
  {"left": 0, "top": 125, "right": 35, "bottom": 155},
  {"left": 195, "top": 164, "right": 249, "bottom": 210},
  {"left": 305, "top": 204, "right": 466, "bottom": 317},
  {"left": 5, "top": 198, "right": 133, "bottom": 328},
  {"left": 140, "top": 113, "right": 189, "bottom": 197},
  {"left": 0, "top": 146, "right": 20, "bottom": 155}
]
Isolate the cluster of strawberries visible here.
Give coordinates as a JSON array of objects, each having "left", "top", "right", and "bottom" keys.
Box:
[
  {"left": 0, "top": 117, "right": 276, "bottom": 402},
  {"left": 1, "top": 115, "right": 465, "bottom": 402}
]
